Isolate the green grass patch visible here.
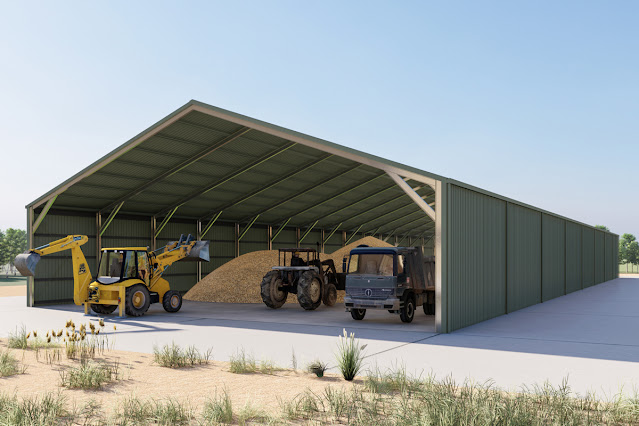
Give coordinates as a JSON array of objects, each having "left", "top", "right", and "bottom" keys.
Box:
[
  {"left": 229, "top": 348, "right": 285, "bottom": 375},
  {"left": 153, "top": 342, "right": 212, "bottom": 368},
  {"left": 0, "top": 393, "right": 67, "bottom": 425},
  {"left": 116, "top": 396, "right": 193, "bottom": 425},
  {"left": 59, "top": 360, "right": 121, "bottom": 390},
  {"left": 0, "top": 349, "right": 26, "bottom": 377},
  {"left": 0, "top": 276, "right": 26, "bottom": 286}
]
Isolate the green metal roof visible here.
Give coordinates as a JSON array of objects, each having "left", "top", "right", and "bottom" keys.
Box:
[
  {"left": 28, "top": 99, "right": 614, "bottom": 239},
  {"left": 28, "top": 100, "right": 438, "bottom": 239}
]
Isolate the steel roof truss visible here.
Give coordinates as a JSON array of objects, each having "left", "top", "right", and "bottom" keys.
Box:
[
  {"left": 239, "top": 163, "right": 364, "bottom": 222},
  {"left": 271, "top": 218, "right": 292, "bottom": 243},
  {"left": 322, "top": 223, "right": 342, "bottom": 244},
  {"left": 238, "top": 215, "right": 260, "bottom": 241},
  {"left": 155, "top": 206, "right": 179, "bottom": 238},
  {"left": 101, "top": 127, "right": 251, "bottom": 213},
  {"left": 198, "top": 153, "right": 333, "bottom": 220},
  {"left": 201, "top": 211, "right": 223, "bottom": 238},
  {"left": 274, "top": 172, "right": 386, "bottom": 224},
  {"left": 156, "top": 142, "right": 297, "bottom": 217},
  {"left": 99, "top": 201, "right": 124, "bottom": 237},
  {"left": 298, "top": 220, "right": 318, "bottom": 244},
  {"left": 387, "top": 172, "right": 436, "bottom": 221},
  {"left": 344, "top": 225, "right": 364, "bottom": 246}
]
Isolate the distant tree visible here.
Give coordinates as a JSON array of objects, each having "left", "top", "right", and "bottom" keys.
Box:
[
  {"left": 595, "top": 225, "right": 610, "bottom": 232},
  {"left": 619, "top": 234, "right": 637, "bottom": 272},
  {"left": 628, "top": 241, "right": 639, "bottom": 272},
  {"left": 3, "top": 229, "right": 27, "bottom": 275},
  {"left": 0, "top": 229, "right": 6, "bottom": 273}
]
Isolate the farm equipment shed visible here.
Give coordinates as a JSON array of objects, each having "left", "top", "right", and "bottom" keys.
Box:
[{"left": 25, "top": 100, "right": 619, "bottom": 332}]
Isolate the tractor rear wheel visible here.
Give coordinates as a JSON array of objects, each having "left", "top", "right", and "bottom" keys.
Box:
[
  {"left": 162, "top": 290, "right": 182, "bottom": 313},
  {"left": 322, "top": 283, "right": 337, "bottom": 307},
  {"left": 297, "top": 270, "right": 322, "bottom": 310},
  {"left": 125, "top": 284, "right": 151, "bottom": 317},
  {"left": 261, "top": 271, "right": 287, "bottom": 309},
  {"left": 90, "top": 304, "right": 117, "bottom": 315}
]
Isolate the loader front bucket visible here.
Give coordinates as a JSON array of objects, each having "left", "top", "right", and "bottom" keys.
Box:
[
  {"left": 187, "top": 241, "right": 210, "bottom": 262},
  {"left": 14, "top": 252, "right": 41, "bottom": 277}
]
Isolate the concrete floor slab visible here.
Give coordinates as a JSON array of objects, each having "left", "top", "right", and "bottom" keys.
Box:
[{"left": 1, "top": 276, "right": 638, "bottom": 398}]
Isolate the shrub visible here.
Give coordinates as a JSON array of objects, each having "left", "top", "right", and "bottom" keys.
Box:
[
  {"left": 59, "top": 360, "right": 120, "bottom": 389},
  {"left": 335, "top": 329, "right": 366, "bottom": 381},
  {"left": 307, "top": 360, "right": 329, "bottom": 378},
  {"left": 0, "top": 349, "right": 25, "bottom": 377},
  {"left": 202, "top": 390, "right": 234, "bottom": 424},
  {"left": 153, "top": 342, "right": 211, "bottom": 368}
]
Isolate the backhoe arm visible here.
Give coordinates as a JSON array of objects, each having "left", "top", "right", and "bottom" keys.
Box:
[{"left": 14, "top": 235, "right": 92, "bottom": 305}]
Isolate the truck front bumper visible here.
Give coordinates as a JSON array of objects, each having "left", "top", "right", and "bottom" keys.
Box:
[{"left": 344, "top": 295, "right": 400, "bottom": 311}]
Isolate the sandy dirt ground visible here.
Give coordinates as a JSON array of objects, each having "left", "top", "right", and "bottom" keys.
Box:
[
  {"left": 0, "top": 338, "right": 360, "bottom": 417},
  {"left": 0, "top": 285, "right": 26, "bottom": 297}
]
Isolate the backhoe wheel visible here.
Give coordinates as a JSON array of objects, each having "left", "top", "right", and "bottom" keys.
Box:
[
  {"left": 162, "top": 290, "right": 182, "bottom": 313},
  {"left": 125, "top": 284, "right": 150, "bottom": 317},
  {"left": 351, "top": 308, "right": 366, "bottom": 320},
  {"left": 261, "top": 271, "right": 287, "bottom": 309},
  {"left": 297, "top": 270, "right": 322, "bottom": 311},
  {"left": 90, "top": 304, "right": 117, "bottom": 315},
  {"left": 322, "top": 283, "right": 337, "bottom": 307},
  {"left": 400, "top": 293, "right": 416, "bottom": 323}
]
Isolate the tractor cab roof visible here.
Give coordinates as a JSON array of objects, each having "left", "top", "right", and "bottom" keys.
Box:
[{"left": 278, "top": 248, "right": 317, "bottom": 253}]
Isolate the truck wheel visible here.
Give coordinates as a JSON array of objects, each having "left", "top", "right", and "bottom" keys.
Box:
[
  {"left": 322, "top": 283, "right": 337, "bottom": 307},
  {"left": 261, "top": 271, "right": 287, "bottom": 309},
  {"left": 125, "top": 284, "right": 151, "bottom": 317},
  {"left": 423, "top": 303, "right": 435, "bottom": 315},
  {"left": 297, "top": 270, "right": 322, "bottom": 310},
  {"left": 351, "top": 308, "right": 366, "bottom": 320},
  {"left": 400, "top": 294, "right": 415, "bottom": 323},
  {"left": 162, "top": 290, "right": 182, "bottom": 313},
  {"left": 90, "top": 304, "right": 117, "bottom": 315}
]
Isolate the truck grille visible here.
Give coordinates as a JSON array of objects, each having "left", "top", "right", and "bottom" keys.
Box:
[{"left": 347, "top": 288, "right": 393, "bottom": 299}]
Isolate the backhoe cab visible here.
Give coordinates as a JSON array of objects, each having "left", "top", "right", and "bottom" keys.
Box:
[{"left": 15, "top": 234, "right": 209, "bottom": 317}]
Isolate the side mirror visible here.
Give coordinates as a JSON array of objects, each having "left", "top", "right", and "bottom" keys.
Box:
[{"left": 342, "top": 256, "right": 348, "bottom": 273}]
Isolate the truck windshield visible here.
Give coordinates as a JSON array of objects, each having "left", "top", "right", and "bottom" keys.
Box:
[{"left": 348, "top": 253, "right": 394, "bottom": 276}]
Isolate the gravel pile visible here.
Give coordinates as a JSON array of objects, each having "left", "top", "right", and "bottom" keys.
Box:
[{"left": 184, "top": 236, "right": 393, "bottom": 305}]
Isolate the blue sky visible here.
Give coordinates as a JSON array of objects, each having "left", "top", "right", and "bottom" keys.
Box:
[{"left": 0, "top": 1, "right": 637, "bottom": 236}]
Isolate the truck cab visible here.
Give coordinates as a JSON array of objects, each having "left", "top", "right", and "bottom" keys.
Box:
[{"left": 344, "top": 246, "right": 435, "bottom": 323}]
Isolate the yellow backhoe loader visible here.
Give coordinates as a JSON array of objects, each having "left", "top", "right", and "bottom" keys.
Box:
[{"left": 14, "top": 234, "right": 209, "bottom": 317}]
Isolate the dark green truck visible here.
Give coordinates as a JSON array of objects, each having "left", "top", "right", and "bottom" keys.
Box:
[{"left": 343, "top": 246, "right": 435, "bottom": 323}]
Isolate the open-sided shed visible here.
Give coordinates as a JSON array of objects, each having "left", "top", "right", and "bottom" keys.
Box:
[{"left": 25, "top": 100, "right": 619, "bottom": 332}]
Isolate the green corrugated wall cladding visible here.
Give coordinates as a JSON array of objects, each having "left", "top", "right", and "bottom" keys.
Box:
[
  {"left": 605, "top": 233, "right": 614, "bottom": 281},
  {"left": 448, "top": 185, "right": 506, "bottom": 331},
  {"left": 582, "top": 227, "right": 595, "bottom": 287},
  {"left": 271, "top": 228, "right": 297, "bottom": 250},
  {"left": 202, "top": 222, "right": 235, "bottom": 274},
  {"left": 542, "top": 214, "right": 566, "bottom": 302},
  {"left": 102, "top": 216, "right": 150, "bottom": 249},
  {"left": 565, "top": 222, "right": 582, "bottom": 294},
  {"left": 594, "top": 231, "right": 605, "bottom": 284},
  {"left": 507, "top": 203, "right": 542, "bottom": 312},
  {"left": 239, "top": 224, "right": 268, "bottom": 255},
  {"left": 32, "top": 210, "right": 96, "bottom": 304}
]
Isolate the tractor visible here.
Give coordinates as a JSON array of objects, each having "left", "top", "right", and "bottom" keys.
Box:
[
  {"left": 14, "top": 234, "right": 209, "bottom": 317},
  {"left": 260, "top": 248, "right": 345, "bottom": 310}
]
